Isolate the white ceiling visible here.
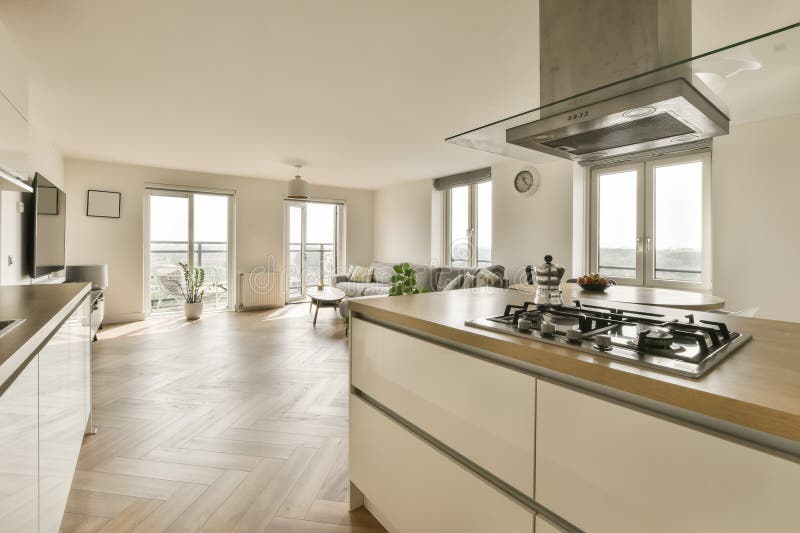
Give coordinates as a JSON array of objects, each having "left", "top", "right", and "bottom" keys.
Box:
[
  {"left": 0, "top": 0, "right": 541, "bottom": 189},
  {"left": 2, "top": 1, "right": 796, "bottom": 190}
]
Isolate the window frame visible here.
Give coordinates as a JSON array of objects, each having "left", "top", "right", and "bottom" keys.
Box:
[
  {"left": 443, "top": 181, "right": 491, "bottom": 267},
  {"left": 588, "top": 151, "right": 712, "bottom": 291}
]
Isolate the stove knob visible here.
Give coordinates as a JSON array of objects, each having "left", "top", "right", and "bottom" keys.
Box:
[
  {"left": 541, "top": 322, "right": 556, "bottom": 337},
  {"left": 594, "top": 334, "right": 612, "bottom": 350},
  {"left": 517, "top": 318, "right": 532, "bottom": 332},
  {"left": 566, "top": 329, "right": 583, "bottom": 343}
]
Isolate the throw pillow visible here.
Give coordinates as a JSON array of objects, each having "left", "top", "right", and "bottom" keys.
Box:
[
  {"left": 372, "top": 263, "right": 394, "bottom": 284},
  {"left": 476, "top": 268, "right": 502, "bottom": 287},
  {"left": 441, "top": 274, "right": 464, "bottom": 291},
  {"left": 462, "top": 272, "right": 477, "bottom": 289},
  {"left": 350, "top": 265, "right": 374, "bottom": 283},
  {"left": 436, "top": 269, "right": 461, "bottom": 291}
]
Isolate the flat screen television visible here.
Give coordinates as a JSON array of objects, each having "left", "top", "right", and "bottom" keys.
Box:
[{"left": 31, "top": 172, "right": 66, "bottom": 278}]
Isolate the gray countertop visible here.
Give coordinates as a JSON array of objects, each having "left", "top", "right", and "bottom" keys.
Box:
[{"left": 0, "top": 283, "right": 91, "bottom": 389}]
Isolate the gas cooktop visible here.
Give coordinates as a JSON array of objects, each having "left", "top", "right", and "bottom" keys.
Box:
[{"left": 465, "top": 300, "right": 751, "bottom": 378}]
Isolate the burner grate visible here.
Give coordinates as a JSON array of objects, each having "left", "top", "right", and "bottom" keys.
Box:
[{"left": 469, "top": 300, "right": 750, "bottom": 378}]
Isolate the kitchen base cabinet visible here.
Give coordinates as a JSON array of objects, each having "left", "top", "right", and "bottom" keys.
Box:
[
  {"left": 0, "top": 293, "right": 91, "bottom": 533},
  {"left": 350, "top": 395, "right": 534, "bottom": 533},
  {"left": 351, "top": 318, "right": 536, "bottom": 496},
  {"left": 39, "top": 297, "right": 90, "bottom": 532},
  {"left": 536, "top": 380, "right": 800, "bottom": 533},
  {"left": 0, "top": 358, "right": 38, "bottom": 533}
]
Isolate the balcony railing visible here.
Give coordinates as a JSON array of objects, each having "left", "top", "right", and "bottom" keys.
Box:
[
  {"left": 149, "top": 240, "right": 229, "bottom": 311},
  {"left": 288, "top": 242, "right": 336, "bottom": 294}
]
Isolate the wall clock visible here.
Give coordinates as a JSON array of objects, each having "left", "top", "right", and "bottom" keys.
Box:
[{"left": 513, "top": 167, "right": 541, "bottom": 198}]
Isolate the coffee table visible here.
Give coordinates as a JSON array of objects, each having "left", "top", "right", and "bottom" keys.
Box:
[{"left": 307, "top": 286, "right": 346, "bottom": 325}]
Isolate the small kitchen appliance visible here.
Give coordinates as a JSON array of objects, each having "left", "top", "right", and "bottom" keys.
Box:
[{"left": 532, "top": 255, "right": 566, "bottom": 306}]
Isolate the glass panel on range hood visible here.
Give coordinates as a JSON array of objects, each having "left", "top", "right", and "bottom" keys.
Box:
[{"left": 446, "top": 22, "right": 800, "bottom": 163}]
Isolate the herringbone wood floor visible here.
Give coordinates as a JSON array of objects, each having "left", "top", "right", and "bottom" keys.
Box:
[{"left": 60, "top": 304, "right": 385, "bottom": 533}]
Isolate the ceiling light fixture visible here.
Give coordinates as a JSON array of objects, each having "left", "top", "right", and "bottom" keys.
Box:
[{"left": 287, "top": 164, "right": 309, "bottom": 199}]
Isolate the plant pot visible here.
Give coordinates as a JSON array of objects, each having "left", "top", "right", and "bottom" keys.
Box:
[{"left": 184, "top": 302, "right": 203, "bottom": 320}]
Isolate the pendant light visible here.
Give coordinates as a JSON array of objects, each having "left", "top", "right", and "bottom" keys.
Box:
[{"left": 287, "top": 164, "right": 309, "bottom": 199}]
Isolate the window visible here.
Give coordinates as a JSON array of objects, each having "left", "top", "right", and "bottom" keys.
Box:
[
  {"left": 445, "top": 181, "right": 492, "bottom": 267},
  {"left": 589, "top": 152, "right": 711, "bottom": 289},
  {"left": 146, "top": 188, "right": 235, "bottom": 314},
  {"left": 285, "top": 201, "right": 344, "bottom": 302}
]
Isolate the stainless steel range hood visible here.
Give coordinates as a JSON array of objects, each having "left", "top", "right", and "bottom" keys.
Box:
[
  {"left": 446, "top": 0, "right": 744, "bottom": 165},
  {"left": 505, "top": 78, "right": 729, "bottom": 163}
]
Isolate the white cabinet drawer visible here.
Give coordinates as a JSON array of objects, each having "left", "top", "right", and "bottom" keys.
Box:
[
  {"left": 536, "top": 380, "right": 800, "bottom": 533},
  {"left": 351, "top": 318, "right": 535, "bottom": 496},
  {"left": 350, "top": 395, "right": 534, "bottom": 533}
]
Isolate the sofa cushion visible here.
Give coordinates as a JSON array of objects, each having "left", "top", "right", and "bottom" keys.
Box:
[
  {"left": 409, "top": 263, "right": 433, "bottom": 292},
  {"left": 441, "top": 274, "right": 464, "bottom": 292},
  {"left": 350, "top": 265, "right": 374, "bottom": 283},
  {"left": 335, "top": 281, "right": 391, "bottom": 297},
  {"left": 363, "top": 285, "right": 391, "bottom": 296},
  {"left": 476, "top": 268, "right": 501, "bottom": 287},
  {"left": 371, "top": 262, "right": 395, "bottom": 284},
  {"left": 462, "top": 272, "right": 478, "bottom": 289},
  {"left": 433, "top": 264, "right": 505, "bottom": 291},
  {"left": 335, "top": 282, "right": 366, "bottom": 297},
  {"left": 435, "top": 268, "right": 465, "bottom": 291},
  {"left": 484, "top": 264, "right": 505, "bottom": 283}
]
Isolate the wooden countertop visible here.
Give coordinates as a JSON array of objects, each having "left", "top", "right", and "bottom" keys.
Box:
[
  {"left": 0, "top": 283, "right": 91, "bottom": 389},
  {"left": 511, "top": 283, "right": 725, "bottom": 311},
  {"left": 349, "top": 289, "right": 800, "bottom": 444}
]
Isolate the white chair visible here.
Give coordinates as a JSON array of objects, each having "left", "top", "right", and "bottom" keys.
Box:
[
  {"left": 201, "top": 266, "right": 228, "bottom": 308},
  {"left": 153, "top": 265, "right": 184, "bottom": 311}
]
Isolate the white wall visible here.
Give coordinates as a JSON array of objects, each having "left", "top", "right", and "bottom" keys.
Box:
[
  {"left": 372, "top": 158, "right": 573, "bottom": 283},
  {"left": 491, "top": 159, "right": 574, "bottom": 284},
  {"left": 64, "top": 158, "right": 373, "bottom": 324},
  {"left": 373, "top": 178, "right": 431, "bottom": 265},
  {"left": 712, "top": 113, "right": 800, "bottom": 322},
  {"left": 0, "top": 20, "right": 63, "bottom": 286},
  {"left": 692, "top": 0, "right": 800, "bottom": 54}
]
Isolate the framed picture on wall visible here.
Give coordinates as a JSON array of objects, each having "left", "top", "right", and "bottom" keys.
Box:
[{"left": 87, "top": 189, "right": 121, "bottom": 218}]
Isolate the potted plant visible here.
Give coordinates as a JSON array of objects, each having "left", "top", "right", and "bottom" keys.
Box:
[
  {"left": 179, "top": 262, "right": 205, "bottom": 320},
  {"left": 389, "top": 263, "right": 429, "bottom": 296}
]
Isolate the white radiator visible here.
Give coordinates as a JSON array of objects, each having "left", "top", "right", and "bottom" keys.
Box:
[{"left": 238, "top": 270, "right": 285, "bottom": 310}]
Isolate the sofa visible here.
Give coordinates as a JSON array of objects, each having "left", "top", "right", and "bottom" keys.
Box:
[{"left": 333, "top": 261, "right": 506, "bottom": 297}]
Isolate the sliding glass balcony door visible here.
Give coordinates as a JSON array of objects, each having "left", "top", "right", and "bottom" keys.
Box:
[
  {"left": 285, "top": 201, "right": 342, "bottom": 303},
  {"left": 146, "top": 189, "right": 234, "bottom": 314}
]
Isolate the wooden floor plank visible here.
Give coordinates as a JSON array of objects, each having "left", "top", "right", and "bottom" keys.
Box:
[
  {"left": 70, "top": 471, "right": 183, "bottom": 500},
  {"left": 278, "top": 438, "right": 344, "bottom": 519},
  {"left": 59, "top": 512, "right": 110, "bottom": 533},
  {"left": 230, "top": 447, "right": 318, "bottom": 532},
  {"left": 164, "top": 470, "right": 248, "bottom": 533},
  {"left": 94, "top": 457, "right": 223, "bottom": 485},
  {"left": 130, "top": 484, "right": 207, "bottom": 533},
  {"left": 197, "top": 458, "right": 286, "bottom": 532},
  {"left": 65, "top": 489, "right": 138, "bottom": 519},
  {"left": 142, "top": 447, "right": 261, "bottom": 471},
  {"left": 96, "top": 499, "right": 162, "bottom": 533},
  {"left": 179, "top": 436, "right": 295, "bottom": 460}
]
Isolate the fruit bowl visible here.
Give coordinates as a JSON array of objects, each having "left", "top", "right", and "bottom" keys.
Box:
[
  {"left": 576, "top": 274, "right": 615, "bottom": 292},
  {"left": 578, "top": 281, "right": 614, "bottom": 292}
]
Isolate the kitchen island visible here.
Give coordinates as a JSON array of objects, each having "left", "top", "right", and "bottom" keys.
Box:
[
  {"left": 0, "top": 283, "right": 93, "bottom": 532},
  {"left": 348, "top": 289, "right": 800, "bottom": 532}
]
